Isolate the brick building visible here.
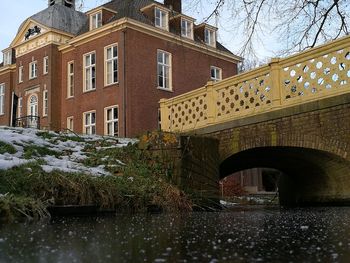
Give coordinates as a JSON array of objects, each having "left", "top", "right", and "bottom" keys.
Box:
[{"left": 0, "top": 0, "right": 241, "bottom": 137}]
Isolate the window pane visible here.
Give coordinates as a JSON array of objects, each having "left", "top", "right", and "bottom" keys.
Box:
[
  {"left": 91, "top": 113, "right": 96, "bottom": 124},
  {"left": 164, "top": 53, "right": 169, "bottom": 65},
  {"left": 114, "top": 108, "right": 118, "bottom": 120},
  {"left": 113, "top": 47, "right": 118, "bottom": 58},
  {"left": 107, "top": 48, "right": 112, "bottom": 60},
  {"left": 91, "top": 54, "right": 95, "bottom": 65}
]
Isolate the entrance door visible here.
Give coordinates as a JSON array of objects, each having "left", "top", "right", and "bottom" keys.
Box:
[{"left": 28, "top": 95, "right": 38, "bottom": 128}]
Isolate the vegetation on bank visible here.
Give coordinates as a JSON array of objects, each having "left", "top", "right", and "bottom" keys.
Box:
[{"left": 0, "top": 128, "right": 192, "bottom": 223}]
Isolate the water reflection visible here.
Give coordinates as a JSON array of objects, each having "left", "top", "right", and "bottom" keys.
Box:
[{"left": 1, "top": 207, "right": 350, "bottom": 262}]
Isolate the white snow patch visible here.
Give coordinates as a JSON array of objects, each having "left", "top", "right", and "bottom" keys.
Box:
[{"left": 0, "top": 127, "right": 136, "bottom": 175}]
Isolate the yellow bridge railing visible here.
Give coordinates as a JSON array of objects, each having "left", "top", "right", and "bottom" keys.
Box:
[{"left": 160, "top": 35, "right": 350, "bottom": 132}]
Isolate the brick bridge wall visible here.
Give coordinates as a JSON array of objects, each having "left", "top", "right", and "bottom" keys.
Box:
[{"left": 193, "top": 93, "right": 350, "bottom": 205}]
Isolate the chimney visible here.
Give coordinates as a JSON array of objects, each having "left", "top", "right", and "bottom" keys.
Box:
[
  {"left": 48, "top": 0, "right": 75, "bottom": 9},
  {"left": 164, "top": 0, "right": 182, "bottom": 13}
]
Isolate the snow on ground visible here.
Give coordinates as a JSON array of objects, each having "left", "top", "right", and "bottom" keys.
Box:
[{"left": 0, "top": 126, "right": 137, "bottom": 176}]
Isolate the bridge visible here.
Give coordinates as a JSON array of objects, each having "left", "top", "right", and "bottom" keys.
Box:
[{"left": 159, "top": 35, "right": 350, "bottom": 206}]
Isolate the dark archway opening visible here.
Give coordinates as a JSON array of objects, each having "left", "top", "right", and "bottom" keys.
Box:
[{"left": 220, "top": 147, "right": 350, "bottom": 206}]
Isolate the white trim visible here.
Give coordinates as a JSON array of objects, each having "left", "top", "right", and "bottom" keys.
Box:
[
  {"left": 104, "top": 105, "right": 119, "bottom": 136},
  {"left": 154, "top": 7, "right": 169, "bottom": 31},
  {"left": 90, "top": 11, "right": 102, "bottom": 30},
  {"left": 181, "top": 18, "right": 194, "bottom": 40},
  {"left": 104, "top": 44, "right": 118, "bottom": 86},
  {"left": 29, "top": 61, "right": 38, "bottom": 79},
  {"left": 18, "top": 66, "right": 23, "bottom": 83},
  {"left": 67, "top": 116, "right": 74, "bottom": 130},
  {"left": 17, "top": 97, "right": 22, "bottom": 118},
  {"left": 83, "top": 51, "right": 96, "bottom": 92},
  {"left": 42, "top": 90, "right": 48, "bottom": 117},
  {"left": 83, "top": 110, "right": 96, "bottom": 135},
  {"left": 204, "top": 28, "right": 216, "bottom": 48},
  {"left": 157, "top": 49, "right": 172, "bottom": 91},
  {"left": 43, "top": 56, "right": 49, "bottom": 75},
  {"left": 0, "top": 83, "right": 5, "bottom": 115},
  {"left": 210, "top": 66, "right": 222, "bottom": 82},
  {"left": 67, "top": 60, "right": 74, "bottom": 98}
]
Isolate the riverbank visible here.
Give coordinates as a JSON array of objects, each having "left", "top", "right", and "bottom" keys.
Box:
[{"left": 0, "top": 127, "right": 192, "bottom": 222}]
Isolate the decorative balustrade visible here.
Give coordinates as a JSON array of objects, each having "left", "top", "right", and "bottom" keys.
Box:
[{"left": 160, "top": 35, "right": 350, "bottom": 132}]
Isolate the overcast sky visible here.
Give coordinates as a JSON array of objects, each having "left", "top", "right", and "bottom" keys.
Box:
[{"left": 0, "top": 0, "right": 279, "bottom": 63}]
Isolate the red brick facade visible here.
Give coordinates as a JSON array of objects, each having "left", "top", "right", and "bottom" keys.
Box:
[{"left": 0, "top": 0, "right": 240, "bottom": 137}]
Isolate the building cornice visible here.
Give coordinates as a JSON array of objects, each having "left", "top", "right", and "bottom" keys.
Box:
[
  {"left": 0, "top": 64, "right": 16, "bottom": 76},
  {"left": 86, "top": 6, "right": 118, "bottom": 15},
  {"left": 59, "top": 18, "right": 242, "bottom": 63}
]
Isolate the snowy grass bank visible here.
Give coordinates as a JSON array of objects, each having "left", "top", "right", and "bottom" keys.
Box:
[{"left": 0, "top": 127, "right": 191, "bottom": 222}]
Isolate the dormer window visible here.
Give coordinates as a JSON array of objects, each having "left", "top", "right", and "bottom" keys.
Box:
[
  {"left": 181, "top": 18, "right": 193, "bottom": 39},
  {"left": 204, "top": 28, "right": 216, "bottom": 47},
  {"left": 90, "top": 12, "right": 102, "bottom": 30},
  {"left": 3, "top": 51, "right": 11, "bottom": 66},
  {"left": 155, "top": 8, "right": 168, "bottom": 30}
]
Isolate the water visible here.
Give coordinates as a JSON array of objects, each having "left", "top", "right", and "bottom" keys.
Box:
[{"left": 1, "top": 206, "right": 350, "bottom": 262}]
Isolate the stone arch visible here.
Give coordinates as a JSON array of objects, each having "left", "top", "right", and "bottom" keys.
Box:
[{"left": 220, "top": 146, "right": 350, "bottom": 206}]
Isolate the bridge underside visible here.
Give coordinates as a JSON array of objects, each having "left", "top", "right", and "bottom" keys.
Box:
[{"left": 220, "top": 147, "right": 350, "bottom": 206}]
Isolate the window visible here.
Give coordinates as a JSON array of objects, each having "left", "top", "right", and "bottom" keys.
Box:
[
  {"left": 90, "top": 12, "right": 102, "bottom": 30},
  {"left": 67, "top": 116, "right": 74, "bottom": 131},
  {"left": 83, "top": 111, "right": 96, "bottom": 135},
  {"left": 157, "top": 50, "right": 172, "bottom": 90},
  {"left": 19, "top": 66, "right": 23, "bottom": 83},
  {"left": 29, "top": 61, "right": 38, "bottom": 79},
  {"left": 67, "top": 61, "right": 74, "bottom": 97},
  {"left": 204, "top": 28, "right": 216, "bottom": 47},
  {"left": 0, "top": 84, "right": 4, "bottom": 115},
  {"left": 105, "top": 45, "right": 118, "bottom": 86},
  {"left": 84, "top": 52, "right": 96, "bottom": 92},
  {"left": 104, "top": 106, "right": 118, "bottom": 136},
  {"left": 43, "top": 90, "right": 48, "bottom": 116},
  {"left": 43, "top": 56, "right": 49, "bottom": 75},
  {"left": 155, "top": 8, "right": 168, "bottom": 30},
  {"left": 17, "top": 97, "right": 22, "bottom": 118},
  {"left": 211, "top": 66, "right": 222, "bottom": 82},
  {"left": 181, "top": 18, "right": 193, "bottom": 39},
  {"left": 3, "top": 51, "right": 11, "bottom": 66}
]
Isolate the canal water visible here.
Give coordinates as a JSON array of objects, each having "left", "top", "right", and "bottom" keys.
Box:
[{"left": 1, "top": 206, "right": 350, "bottom": 262}]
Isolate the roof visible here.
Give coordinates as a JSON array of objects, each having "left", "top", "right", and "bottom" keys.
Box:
[
  {"left": 17, "top": 4, "right": 87, "bottom": 36},
  {"left": 15, "top": 0, "right": 235, "bottom": 56}
]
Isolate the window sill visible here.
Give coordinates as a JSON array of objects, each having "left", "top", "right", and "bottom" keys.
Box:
[
  {"left": 157, "top": 87, "right": 173, "bottom": 93},
  {"left": 29, "top": 77, "right": 37, "bottom": 80},
  {"left": 104, "top": 82, "right": 119, "bottom": 88},
  {"left": 83, "top": 89, "right": 96, "bottom": 94},
  {"left": 66, "top": 96, "right": 74, "bottom": 100}
]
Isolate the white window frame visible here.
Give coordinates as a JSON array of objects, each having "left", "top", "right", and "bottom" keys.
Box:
[
  {"left": 3, "top": 51, "right": 11, "bottom": 66},
  {"left": 90, "top": 12, "right": 102, "bottom": 30},
  {"left": 19, "top": 66, "right": 23, "bottom": 83},
  {"left": 17, "top": 97, "right": 22, "bottom": 118},
  {"left": 104, "top": 105, "right": 119, "bottom": 136},
  {"left": 211, "top": 66, "right": 222, "bottom": 82},
  {"left": 204, "top": 28, "right": 216, "bottom": 47},
  {"left": 181, "top": 18, "right": 193, "bottom": 39},
  {"left": 67, "top": 61, "right": 74, "bottom": 98},
  {"left": 104, "top": 44, "right": 118, "bottom": 86},
  {"left": 83, "top": 111, "right": 96, "bottom": 135},
  {"left": 43, "top": 90, "right": 48, "bottom": 117},
  {"left": 29, "top": 61, "right": 38, "bottom": 79},
  {"left": 157, "top": 50, "right": 172, "bottom": 91},
  {"left": 67, "top": 116, "right": 74, "bottom": 131},
  {"left": 154, "top": 8, "right": 168, "bottom": 30},
  {"left": 83, "top": 52, "right": 96, "bottom": 92},
  {"left": 43, "top": 56, "right": 49, "bottom": 75},
  {"left": 0, "top": 83, "right": 5, "bottom": 115}
]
